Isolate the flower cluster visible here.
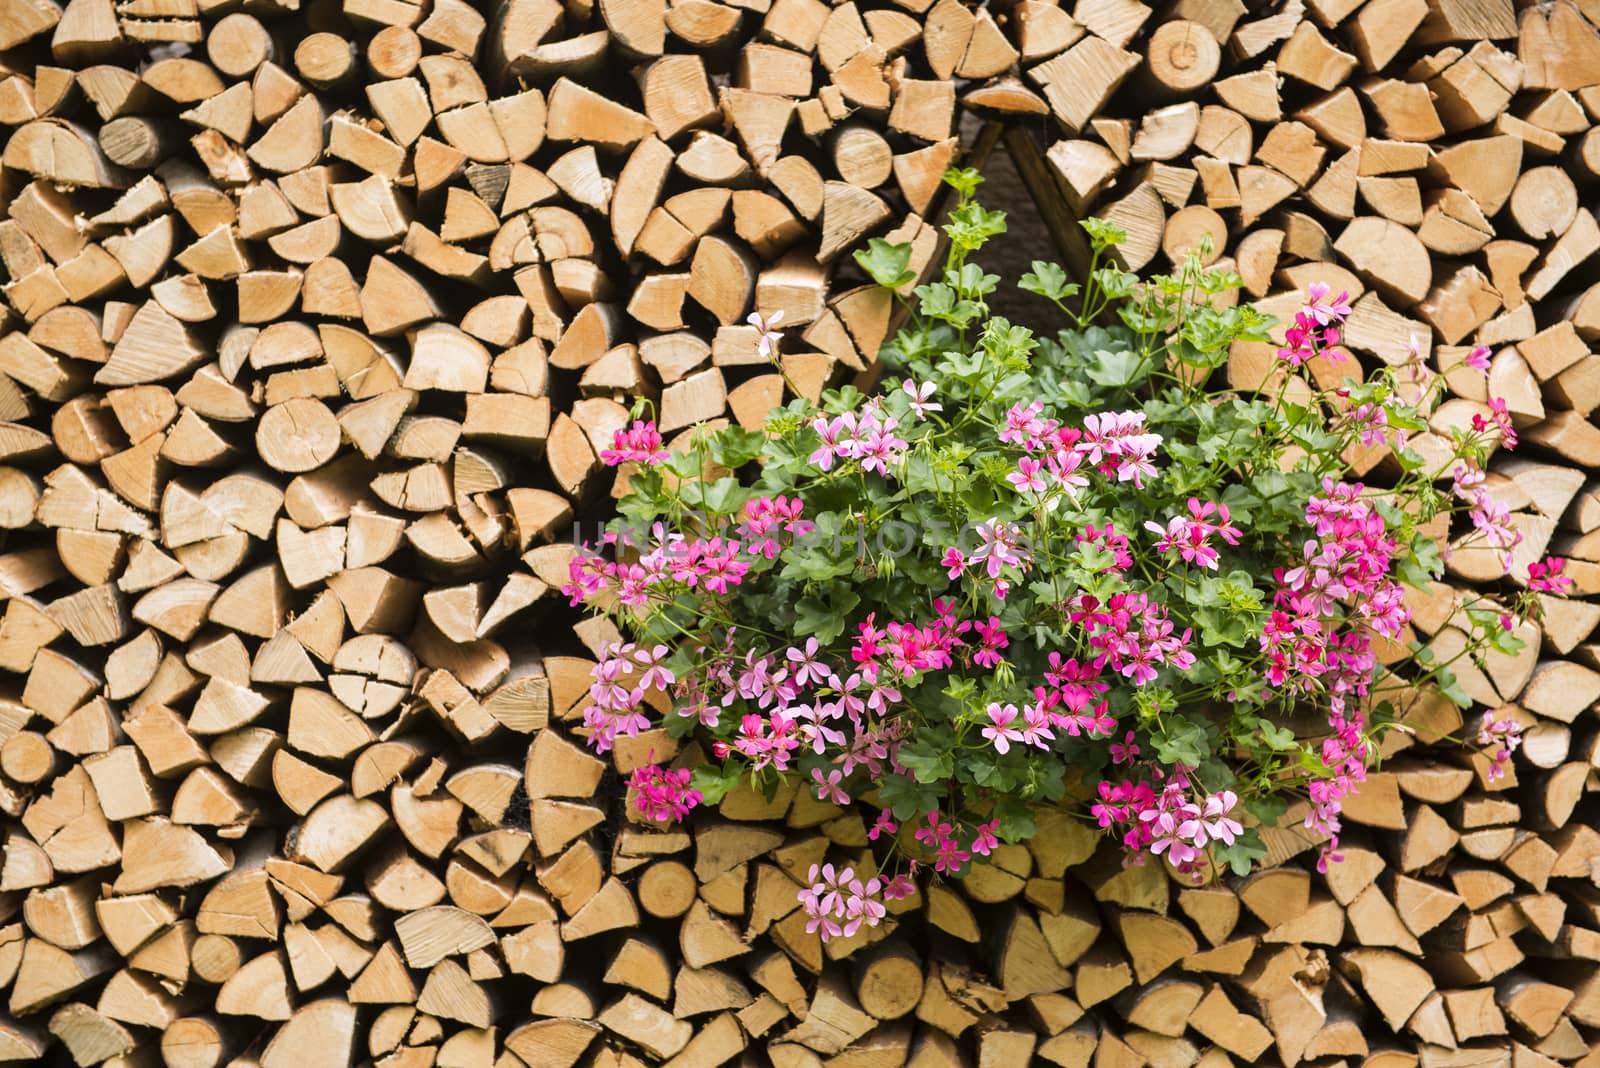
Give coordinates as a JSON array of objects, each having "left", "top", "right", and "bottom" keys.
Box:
[
  {"left": 565, "top": 177, "right": 1573, "bottom": 931},
  {"left": 1477, "top": 711, "right": 1523, "bottom": 782},
  {"left": 1277, "top": 282, "right": 1350, "bottom": 366},
  {"left": 1091, "top": 772, "right": 1245, "bottom": 874},
  {"left": 600, "top": 420, "right": 668, "bottom": 466},
  {"left": 563, "top": 526, "right": 753, "bottom": 609},
  {"left": 809, "top": 399, "right": 911, "bottom": 476},
  {"left": 797, "top": 863, "right": 888, "bottom": 941},
  {"left": 1528, "top": 556, "right": 1573, "bottom": 594},
  {"left": 1145, "top": 498, "right": 1243, "bottom": 570},
  {"left": 913, "top": 811, "right": 1001, "bottom": 873},
  {"left": 629, "top": 764, "right": 703, "bottom": 823},
  {"left": 1451, "top": 466, "right": 1522, "bottom": 568},
  {"left": 737, "top": 495, "right": 812, "bottom": 559},
  {"left": 584, "top": 642, "right": 674, "bottom": 753}
]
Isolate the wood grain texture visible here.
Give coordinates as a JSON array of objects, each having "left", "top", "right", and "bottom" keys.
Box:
[{"left": 0, "top": 0, "right": 1599, "bottom": 1062}]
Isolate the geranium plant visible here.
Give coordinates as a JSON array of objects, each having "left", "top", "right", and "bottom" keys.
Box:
[{"left": 566, "top": 171, "right": 1567, "bottom": 942}]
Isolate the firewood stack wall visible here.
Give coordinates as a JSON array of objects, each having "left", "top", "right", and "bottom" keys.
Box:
[{"left": 1, "top": 0, "right": 1600, "bottom": 1063}]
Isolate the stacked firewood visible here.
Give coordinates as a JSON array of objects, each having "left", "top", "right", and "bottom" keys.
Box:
[{"left": 2, "top": 0, "right": 1600, "bottom": 1063}]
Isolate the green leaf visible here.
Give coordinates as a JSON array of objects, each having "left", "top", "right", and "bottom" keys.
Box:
[
  {"left": 1153, "top": 718, "right": 1211, "bottom": 768},
  {"left": 1019, "top": 261, "right": 1079, "bottom": 303},
  {"left": 854, "top": 238, "right": 916, "bottom": 288},
  {"left": 1085, "top": 349, "right": 1146, "bottom": 388},
  {"left": 1245, "top": 794, "right": 1288, "bottom": 826},
  {"left": 1214, "top": 829, "right": 1268, "bottom": 876},
  {"left": 1257, "top": 720, "right": 1299, "bottom": 752},
  {"left": 1081, "top": 217, "right": 1127, "bottom": 251},
  {"left": 794, "top": 588, "right": 861, "bottom": 643},
  {"left": 992, "top": 797, "right": 1037, "bottom": 842},
  {"left": 943, "top": 167, "right": 984, "bottom": 199},
  {"left": 879, "top": 772, "right": 943, "bottom": 821},
  {"left": 898, "top": 737, "right": 956, "bottom": 784},
  {"left": 690, "top": 763, "right": 743, "bottom": 805}
]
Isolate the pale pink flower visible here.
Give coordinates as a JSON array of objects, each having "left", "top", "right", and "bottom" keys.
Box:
[
  {"left": 902, "top": 379, "right": 942, "bottom": 417},
  {"left": 748, "top": 309, "right": 784, "bottom": 357}
]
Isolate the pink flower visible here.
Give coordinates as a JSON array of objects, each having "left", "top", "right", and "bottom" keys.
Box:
[
  {"left": 972, "top": 616, "right": 1009, "bottom": 669},
  {"left": 808, "top": 412, "right": 856, "bottom": 471},
  {"left": 867, "top": 808, "right": 898, "bottom": 841},
  {"left": 748, "top": 309, "right": 784, "bottom": 357},
  {"left": 902, "top": 379, "right": 942, "bottom": 417},
  {"left": 1110, "top": 731, "right": 1140, "bottom": 765},
  {"left": 811, "top": 767, "right": 851, "bottom": 805},
  {"left": 915, "top": 811, "right": 952, "bottom": 851},
  {"left": 1472, "top": 397, "right": 1517, "bottom": 450},
  {"left": 1000, "top": 401, "right": 1046, "bottom": 447},
  {"left": 629, "top": 765, "right": 703, "bottom": 824},
  {"left": 1303, "top": 282, "right": 1352, "bottom": 325},
  {"left": 1351, "top": 403, "right": 1388, "bottom": 449},
  {"left": 1077, "top": 591, "right": 1196, "bottom": 686},
  {"left": 970, "top": 819, "right": 1000, "bottom": 857},
  {"left": 856, "top": 416, "right": 908, "bottom": 476},
  {"left": 941, "top": 547, "right": 966, "bottom": 579},
  {"left": 1080, "top": 411, "right": 1163, "bottom": 487},
  {"left": 600, "top": 420, "right": 669, "bottom": 466},
  {"left": 970, "top": 519, "right": 1032, "bottom": 580},
  {"left": 1477, "top": 712, "right": 1522, "bottom": 781},
  {"left": 1184, "top": 790, "right": 1243, "bottom": 847},
  {"left": 786, "top": 637, "right": 829, "bottom": 687},
  {"left": 1144, "top": 498, "right": 1239, "bottom": 570},
  {"left": 1018, "top": 702, "right": 1056, "bottom": 749},
  {"left": 632, "top": 644, "right": 675, "bottom": 692},
  {"left": 739, "top": 495, "right": 810, "bottom": 559},
  {"left": 1463, "top": 345, "right": 1491, "bottom": 373},
  {"left": 881, "top": 874, "right": 916, "bottom": 900},
  {"left": 1453, "top": 467, "right": 1522, "bottom": 568},
  {"left": 1528, "top": 556, "right": 1573, "bottom": 594},
  {"left": 1006, "top": 456, "right": 1048, "bottom": 495},
  {"left": 1278, "top": 293, "right": 1345, "bottom": 365},
  {"left": 981, "top": 703, "right": 1024, "bottom": 754}
]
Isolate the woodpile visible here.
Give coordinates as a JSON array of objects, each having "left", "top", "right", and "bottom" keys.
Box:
[{"left": 2, "top": 0, "right": 1600, "bottom": 1063}]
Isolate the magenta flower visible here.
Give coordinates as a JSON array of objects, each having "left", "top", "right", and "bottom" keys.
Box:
[
  {"left": 629, "top": 765, "right": 703, "bottom": 824},
  {"left": 1110, "top": 731, "right": 1140, "bottom": 765},
  {"left": 972, "top": 616, "right": 1009, "bottom": 668},
  {"left": 600, "top": 420, "right": 669, "bottom": 466},
  {"left": 1472, "top": 396, "right": 1517, "bottom": 450},
  {"left": 941, "top": 546, "right": 966, "bottom": 579},
  {"left": 867, "top": 808, "right": 898, "bottom": 841},
  {"left": 915, "top": 811, "right": 954, "bottom": 852},
  {"left": 1528, "top": 556, "right": 1573, "bottom": 594},
  {"left": 1464, "top": 345, "right": 1491, "bottom": 373}
]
